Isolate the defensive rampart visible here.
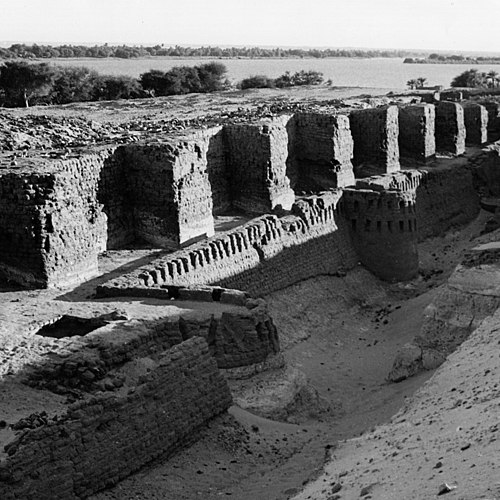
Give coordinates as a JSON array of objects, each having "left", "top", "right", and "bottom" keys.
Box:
[{"left": 0, "top": 102, "right": 494, "bottom": 289}]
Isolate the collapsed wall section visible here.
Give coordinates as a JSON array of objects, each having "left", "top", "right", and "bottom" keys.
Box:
[
  {"left": 224, "top": 117, "right": 295, "bottom": 214},
  {"left": 463, "top": 102, "right": 488, "bottom": 145},
  {"left": 398, "top": 104, "right": 436, "bottom": 161},
  {"left": 0, "top": 337, "right": 232, "bottom": 500},
  {"left": 435, "top": 101, "right": 466, "bottom": 155},
  {"left": 289, "top": 112, "right": 355, "bottom": 190},
  {"left": 349, "top": 105, "right": 400, "bottom": 176}
]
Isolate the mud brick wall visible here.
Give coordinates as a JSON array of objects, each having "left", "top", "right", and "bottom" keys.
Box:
[
  {"left": 349, "top": 105, "right": 400, "bottom": 176},
  {"left": 435, "top": 101, "right": 466, "bottom": 155},
  {"left": 478, "top": 100, "right": 500, "bottom": 141},
  {"left": 398, "top": 104, "right": 436, "bottom": 160},
  {"left": 0, "top": 171, "right": 56, "bottom": 287},
  {"left": 224, "top": 117, "right": 295, "bottom": 213},
  {"left": 102, "top": 215, "right": 281, "bottom": 289},
  {"left": 96, "top": 147, "right": 135, "bottom": 250},
  {"left": 463, "top": 102, "right": 488, "bottom": 145},
  {"left": 290, "top": 112, "right": 355, "bottom": 190},
  {"left": 122, "top": 133, "right": 215, "bottom": 248},
  {"left": 0, "top": 338, "right": 231, "bottom": 500},
  {"left": 342, "top": 185, "right": 419, "bottom": 282},
  {"left": 206, "top": 128, "right": 230, "bottom": 213},
  {"left": 101, "top": 191, "right": 358, "bottom": 296},
  {"left": 415, "top": 164, "right": 479, "bottom": 240},
  {"left": 0, "top": 148, "right": 127, "bottom": 288}
]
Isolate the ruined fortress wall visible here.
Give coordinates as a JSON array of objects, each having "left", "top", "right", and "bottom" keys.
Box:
[
  {"left": 416, "top": 165, "right": 480, "bottom": 240},
  {"left": 463, "top": 102, "right": 488, "bottom": 145},
  {"left": 291, "top": 113, "right": 355, "bottom": 190},
  {"left": 95, "top": 148, "right": 135, "bottom": 250},
  {"left": 435, "top": 102, "right": 466, "bottom": 155},
  {"left": 398, "top": 104, "right": 436, "bottom": 160},
  {"left": 224, "top": 118, "right": 295, "bottom": 213},
  {"left": 342, "top": 186, "right": 419, "bottom": 282},
  {"left": 0, "top": 172, "right": 54, "bottom": 287},
  {"left": 0, "top": 148, "right": 127, "bottom": 288},
  {"left": 100, "top": 192, "right": 358, "bottom": 296},
  {"left": 122, "top": 134, "right": 216, "bottom": 248},
  {"left": 0, "top": 338, "right": 232, "bottom": 500},
  {"left": 206, "top": 128, "right": 230, "bottom": 214},
  {"left": 478, "top": 100, "right": 500, "bottom": 141},
  {"left": 349, "top": 105, "right": 400, "bottom": 175}
]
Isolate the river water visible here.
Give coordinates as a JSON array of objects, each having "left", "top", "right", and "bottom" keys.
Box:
[{"left": 47, "top": 56, "right": 500, "bottom": 89}]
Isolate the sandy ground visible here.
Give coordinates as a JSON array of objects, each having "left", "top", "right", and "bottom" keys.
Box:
[
  {"left": 85, "top": 212, "right": 494, "bottom": 499},
  {"left": 1, "top": 86, "right": 498, "bottom": 498}
]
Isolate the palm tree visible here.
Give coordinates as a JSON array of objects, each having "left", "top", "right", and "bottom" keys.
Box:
[
  {"left": 407, "top": 79, "right": 418, "bottom": 90},
  {"left": 416, "top": 77, "right": 427, "bottom": 88},
  {"left": 487, "top": 70, "right": 499, "bottom": 88}
]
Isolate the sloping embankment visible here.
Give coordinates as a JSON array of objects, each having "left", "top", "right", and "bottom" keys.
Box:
[{"left": 294, "top": 247, "right": 500, "bottom": 500}]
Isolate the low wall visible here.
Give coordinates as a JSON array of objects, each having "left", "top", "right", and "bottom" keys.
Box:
[
  {"left": 0, "top": 337, "right": 232, "bottom": 500},
  {"left": 99, "top": 191, "right": 358, "bottom": 296}
]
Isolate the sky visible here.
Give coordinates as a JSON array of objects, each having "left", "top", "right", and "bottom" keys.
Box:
[{"left": 1, "top": 0, "right": 499, "bottom": 53}]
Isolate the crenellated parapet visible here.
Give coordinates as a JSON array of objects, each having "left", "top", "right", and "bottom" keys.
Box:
[{"left": 343, "top": 173, "right": 419, "bottom": 282}]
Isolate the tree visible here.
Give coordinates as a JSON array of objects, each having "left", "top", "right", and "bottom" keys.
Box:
[
  {"left": 487, "top": 70, "right": 499, "bottom": 88},
  {"left": 407, "top": 79, "right": 418, "bottom": 90},
  {"left": 0, "top": 61, "right": 54, "bottom": 107},
  {"left": 49, "top": 66, "right": 100, "bottom": 104},
  {"left": 451, "top": 69, "right": 487, "bottom": 88},
  {"left": 416, "top": 77, "right": 427, "bottom": 88}
]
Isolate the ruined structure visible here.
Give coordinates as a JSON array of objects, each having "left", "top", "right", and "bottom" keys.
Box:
[
  {"left": 1, "top": 96, "right": 498, "bottom": 498},
  {"left": 0, "top": 101, "right": 484, "bottom": 290}
]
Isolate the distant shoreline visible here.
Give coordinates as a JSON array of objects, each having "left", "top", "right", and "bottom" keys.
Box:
[
  {"left": 404, "top": 58, "right": 500, "bottom": 65},
  {"left": 0, "top": 55, "right": 401, "bottom": 62}
]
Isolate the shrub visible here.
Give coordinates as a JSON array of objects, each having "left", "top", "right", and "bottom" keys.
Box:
[
  {"left": 240, "top": 75, "right": 275, "bottom": 89},
  {"left": 451, "top": 69, "right": 487, "bottom": 88},
  {"left": 275, "top": 70, "right": 324, "bottom": 88},
  {"left": 93, "top": 75, "right": 144, "bottom": 100},
  {"left": 140, "top": 62, "right": 227, "bottom": 96}
]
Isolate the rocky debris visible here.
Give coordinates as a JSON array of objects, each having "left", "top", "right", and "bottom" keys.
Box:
[
  {"left": 437, "top": 483, "right": 457, "bottom": 495},
  {"left": 9, "top": 411, "right": 50, "bottom": 431},
  {"left": 0, "top": 99, "right": 348, "bottom": 158},
  {"left": 387, "top": 343, "right": 422, "bottom": 382}
]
